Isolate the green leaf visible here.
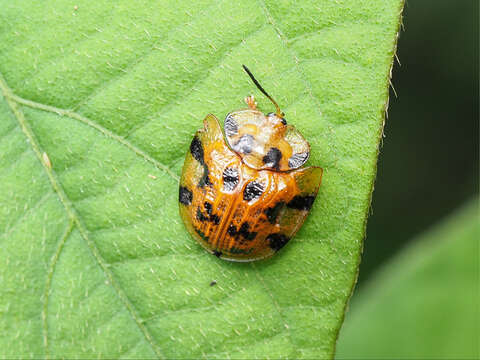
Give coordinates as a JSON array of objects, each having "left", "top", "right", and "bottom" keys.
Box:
[
  {"left": 336, "top": 199, "right": 479, "bottom": 359},
  {"left": 0, "top": 1, "right": 403, "bottom": 358}
]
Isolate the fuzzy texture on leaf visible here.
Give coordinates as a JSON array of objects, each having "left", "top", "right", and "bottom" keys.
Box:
[{"left": 0, "top": 0, "right": 403, "bottom": 358}]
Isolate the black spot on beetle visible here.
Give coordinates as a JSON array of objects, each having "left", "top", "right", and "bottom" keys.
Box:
[
  {"left": 210, "top": 214, "right": 221, "bottom": 225},
  {"left": 287, "top": 195, "right": 316, "bottom": 211},
  {"left": 264, "top": 201, "right": 285, "bottom": 224},
  {"left": 190, "top": 137, "right": 212, "bottom": 188},
  {"left": 227, "top": 224, "right": 237, "bottom": 236},
  {"left": 190, "top": 136, "right": 204, "bottom": 165},
  {"left": 213, "top": 250, "right": 222, "bottom": 258},
  {"left": 233, "top": 134, "right": 254, "bottom": 154},
  {"left": 204, "top": 201, "right": 212, "bottom": 215},
  {"left": 238, "top": 222, "right": 257, "bottom": 241},
  {"left": 196, "top": 207, "right": 208, "bottom": 222},
  {"left": 281, "top": 117, "right": 287, "bottom": 125},
  {"left": 243, "top": 181, "right": 264, "bottom": 201},
  {"left": 262, "top": 147, "right": 282, "bottom": 170},
  {"left": 267, "top": 233, "right": 290, "bottom": 251},
  {"left": 179, "top": 186, "right": 193, "bottom": 205},
  {"left": 223, "top": 167, "right": 239, "bottom": 191},
  {"left": 197, "top": 204, "right": 221, "bottom": 225},
  {"left": 198, "top": 165, "right": 212, "bottom": 188},
  {"left": 288, "top": 152, "right": 309, "bottom": 169},
  {"left": 238, "top": 222, "right": 250, "bottom": 234},
  {"left": 228, "top": 247, "right": 253, "bottom": 254},
  {"left": 195, "top": 228, "right": 210, "bottom": 243},
  {"left": 224, "top": 114, "right": 238, "bottom": 137},
  {"left": 244, "top": 233, "right": 257, "bottom": 241}
]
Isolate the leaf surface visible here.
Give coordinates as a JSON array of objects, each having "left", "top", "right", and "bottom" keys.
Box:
[{"left": 0, "top": 0, "right": 403, "bottom": 358}]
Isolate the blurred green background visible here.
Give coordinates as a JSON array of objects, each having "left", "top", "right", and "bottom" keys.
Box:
[
  {"left": 337, "top": 0, "right": 478, "bottom": 358},
  {"left": 360, "top": 0, "right": 478, "bottom": 285}
]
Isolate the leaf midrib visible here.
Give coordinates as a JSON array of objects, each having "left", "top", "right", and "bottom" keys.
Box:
[
  {"left": 0, "top": 75, "right": 299, "bottom": 359},
  {"left": 1, "top": 4, "right": 403, "bottom": 356},
  {"left": 3, "top": 8, "right": 332, "bottom": 350},
  {"left": 0, "top": 73, "right": 166, "bottom": 359}
]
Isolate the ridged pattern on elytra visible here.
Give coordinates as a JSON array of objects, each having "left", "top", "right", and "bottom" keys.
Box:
[{"left": 179, "top": 114, "right": 323, "bottom": 262}]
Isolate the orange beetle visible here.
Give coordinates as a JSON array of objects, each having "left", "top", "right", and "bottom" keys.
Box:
[{"left": 179, "top": 66, "right": 323, "bottom": 261}]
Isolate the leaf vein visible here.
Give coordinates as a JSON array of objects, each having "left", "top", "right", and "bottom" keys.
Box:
[
  {"left": 42, "top": 220, "right": 75, "bottom": 358},
  {"left": 125, "top": 23, "right": 267, "bottom": 139},
  {"left": 71, "top": 0, "right": 220, "bottom": 112},
  {"left": 250, "top": 262, "right": 296, "bottom": 358},
  {"left": 0, "top": 72, "right": 166, "bottom": 359},
  {"left": 256, "top": 0, "right": 327, "bottom": 122},
  {"left": 6, "top": 92, "right": 179, "bottom": 182}
]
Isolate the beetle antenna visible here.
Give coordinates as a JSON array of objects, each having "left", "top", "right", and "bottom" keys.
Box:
[{"left": 242, "top": 65, "right": 284, "bottom": 117}]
